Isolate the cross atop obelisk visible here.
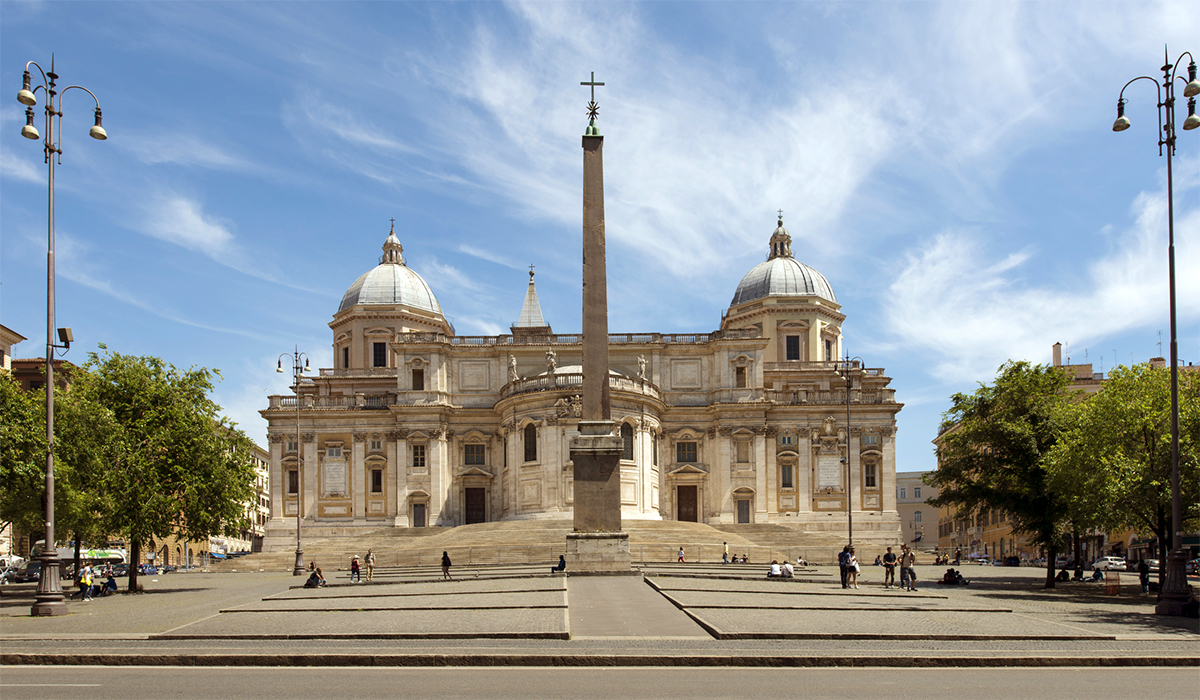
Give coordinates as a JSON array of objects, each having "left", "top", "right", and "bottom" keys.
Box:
[{"left": 581, "top": 71, "right": 604, "bottom": 136}]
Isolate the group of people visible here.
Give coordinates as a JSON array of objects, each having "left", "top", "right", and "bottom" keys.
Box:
[
  {"left": 873, "top": 544, "right": 919, "bottom": 591},
  {"left": 766, "top": 559, "right": 798, "bottom": 578},
  {"left": 73, "top": 565, "right": 118, "bottom": 600},
  {"left": 347, "top": 549, "right": 377, "bottom": 583}
]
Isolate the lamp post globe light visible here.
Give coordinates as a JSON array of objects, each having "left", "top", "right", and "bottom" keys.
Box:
[
  {"left": 1112, "top": 46, "right": 1200, "bottom": 617},
  {"left": 17, "top": 57, "right": 107, "bottom": 617},
  {"left": 277, "top": 349, "right": 311, "bottom": 576},
  {"left": 835, "top": 355, "right": 863, "bottom": 548}
]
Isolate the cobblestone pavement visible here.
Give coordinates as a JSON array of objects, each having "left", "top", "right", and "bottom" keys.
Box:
[{"left": 1, "top": 565, "right": 1195, "bottom": 666}]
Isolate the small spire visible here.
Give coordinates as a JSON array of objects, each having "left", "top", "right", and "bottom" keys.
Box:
[
  {"left": 515, "top": 266, "right": 547, "bottom": 328},
  {"left": 769, "top": 213, "right": 793, "bottom": 260}
]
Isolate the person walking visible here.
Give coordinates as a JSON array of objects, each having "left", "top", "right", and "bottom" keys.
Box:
[
  {"left": 349, "top": 555, "right": 361, "bottom": 583},
  {"left": 678, "top": 547, "right": 685, "bottom": 563},
  {"left": 723, "top": 542, "right": 729, "bottom": 565},
  {"left": 1138, "top": 559, "right": 1150, "bottom": 594},
  {"left": 847, "top": 548, "right": 860, "bottom": 589},
  {"left": 441, "top": 551, "right": 453, "bottom": 580},
  {"left": 883, "top": 546, "right": 897, "bottom": 589},
  {"left": 365, "top": 549, "right": 376, "bottom": 582}
]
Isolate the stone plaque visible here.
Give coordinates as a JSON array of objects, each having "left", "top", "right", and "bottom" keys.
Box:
[
  {"left": 671, "top": 359, "right": 702, "bottom": 389},
  {"left": 621, "top": 479, "right": 637, "bottom": 505},
  {"left": 521, "top": 479, "right": 541, "bottom": 505},
  {"left": 323, "top": 458, "right": 346, "bottom": 495},
  {"left": 459, "top": 361, "right": 490, "bottom": 390},
  {"left": 817, "top": 454, "right": 841, "bottom": 489},
  {"left": 816, "top": 498, "right": 842, "bottom": 510}
]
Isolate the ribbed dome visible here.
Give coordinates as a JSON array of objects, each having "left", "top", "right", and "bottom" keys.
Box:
[
  {"left": 730, "top": 218, "right": 836, "bottom": 306},
  {"left": 337, "top": 227, "right": 444, "bottom": 315}
]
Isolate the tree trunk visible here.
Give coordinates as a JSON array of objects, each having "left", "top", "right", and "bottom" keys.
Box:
[
  {"left": 127, "top": 539, "right": 140, "bottom": 593},
  {"left": 1072, "top": 528, "right": 1082, "bottom": 579},
  {"left": 1045, "top": 546, "right": 1056, "bottom": 589}
]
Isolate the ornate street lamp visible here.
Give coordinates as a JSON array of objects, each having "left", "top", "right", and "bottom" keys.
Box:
[
  {"left": 835, "top": 354, "right": 863, "bottom": 548},
  {"left": 277, "top": 349, "right": 311, "bottom": 575},
  {"left": 1112, "top": 46, "right": 1200, "bottom": 617},
  {"left": 17, "top": 56, "right": 107, "bottom": 617}
]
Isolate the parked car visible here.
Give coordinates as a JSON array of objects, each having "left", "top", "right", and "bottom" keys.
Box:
[
  {"left": 1003, "top": 556, "right": 1022, "bottom": 567},
  {"left": 1091, "top": 556, "right": 1127, "bottom": 571},
  {"left": 1140, "top": 559, "right": 1161, "bottom": 573},
  {"left": 13, "top": 561, "right": 41, "bottom": 582},
  {"left": 1186, "top": 558, "right": 1200, "bottom": 575},
  {"left": 111, "top": 563, "right": 128, "bottom": 577}
]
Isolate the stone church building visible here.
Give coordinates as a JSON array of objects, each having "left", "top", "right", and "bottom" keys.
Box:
[{"left": 261, "top": 219, "right": 903, "bottom": 549}]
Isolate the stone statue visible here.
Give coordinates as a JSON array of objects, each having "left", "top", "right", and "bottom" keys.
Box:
[
  {"left": 546, "top": 347, "right": 557, "bottom": 373},
  {"left": 509, "top": 355, "right": 519, "bottom": 383},
  {"left": 637, "top": 354, "right": 647, "bottom": 380}
]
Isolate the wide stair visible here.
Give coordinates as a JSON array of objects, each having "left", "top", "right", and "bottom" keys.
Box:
[{"left": 208, "top": 520, "right": 861, "bottom": 574}]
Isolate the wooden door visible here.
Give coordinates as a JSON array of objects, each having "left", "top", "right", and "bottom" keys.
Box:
[
  {"left": 413, "top": 503, "right": 426, "bottom": 528},
  {"left": 677, "top": 485, "right": 698, "bottom": 522},
  {"left": 737, "top": 499, "right": 751, "bottom": 524},
  {"left": 465, "top": 488, "right": 486, "bottom": 524}
]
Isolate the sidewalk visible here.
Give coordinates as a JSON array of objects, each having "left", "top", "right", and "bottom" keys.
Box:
[{"left": 2, "top": 565, "right": 1195, "bottom": 667}]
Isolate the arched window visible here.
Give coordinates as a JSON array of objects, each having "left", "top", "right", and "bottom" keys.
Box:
[
  {"left": 524, "top": 423, "right": 537, "bottom": 462},
  {"left": 621, "top": 423, "right": 634, "bottom": 460}
]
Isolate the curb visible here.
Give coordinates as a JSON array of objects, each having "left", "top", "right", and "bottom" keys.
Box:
[{"left": 2, "top": 653, "right": 1196, "bottom": 668}]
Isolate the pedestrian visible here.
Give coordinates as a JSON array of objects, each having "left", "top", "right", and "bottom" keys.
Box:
[
  {"left": 900, "top": 544, "right": 918, "bottom": 591},
  {"left": 723, "top": 542, "right": 729, "bottom": 564},
  {"left": 349, "top": 555, "right": 361, "bottom": 583},
  {"left": 1138, "top": 559, "right": 1150, "bottom": 593},
  {"left": 838, "top": 545, "right": 850, "bottom": 588},
  {"left": 678, "top": 546, "right": 685, "bottom": 563},
  {"left": 848, "top": 547, "right": 860, "bottom": 589},
  {"left": 883, "top": 546, "right": 897, "bottom": 588},
  {"left": 365, "top": 549, "right": 376, "bottom": 581},
  {"left": 441, "top": 551, "right": 453, "bottom": 580},
  {"left": 76, "top": 566, "right": 91, "bottom": 601}
]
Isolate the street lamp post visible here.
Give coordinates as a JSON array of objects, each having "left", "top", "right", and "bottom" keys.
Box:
[
  {"left": 1112, "top": 46, "right": 1200, "bottom": 617},
  {"left": 17, "top": 57, "right": 107, "bottom": 617},
  {"left": 835, "top": 355, "right": 863, "bottom": 548},
  {"left": 277, "top": 349, "right": 311, "bottom": 576}
]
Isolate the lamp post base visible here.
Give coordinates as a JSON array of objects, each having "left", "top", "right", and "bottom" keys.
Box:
[
  {"left": 292, "top": 548, "right": 305, "bottom": 576},
  {"left": 31, "top": 555, "right": 68, "bottom": 616},
  {"left": 1154, "top": 550, "right": 1194, "bottom": 617}
]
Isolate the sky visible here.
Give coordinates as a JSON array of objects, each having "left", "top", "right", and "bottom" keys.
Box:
[{"left": 2, "top": 1, "right": 1197, "bottom": 476}]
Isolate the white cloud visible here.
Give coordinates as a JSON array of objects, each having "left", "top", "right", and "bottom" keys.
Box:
[
  {"left": 0, "top": 153, "right": 46, "bottom": 184},
  {"left": 123, "top": 133, "right": 247, "bottom": 170},
  {"left": 883, "top": 186, "right": 1199, "bottom": 382},
  {"left": 141, "top": 195, "right": 235, "bottom": 258}
]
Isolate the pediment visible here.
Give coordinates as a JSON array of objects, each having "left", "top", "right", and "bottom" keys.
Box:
[
  {"left": 668, "top": 464, "right": 709, "bottom": 475},
  {"left": 458, "top": 466, "right": 495, "bottom": 478}
]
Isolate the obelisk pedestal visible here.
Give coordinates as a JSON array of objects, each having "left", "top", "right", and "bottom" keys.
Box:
[{"left": 566, "top": 103, "right": 631, "bottom": 573}]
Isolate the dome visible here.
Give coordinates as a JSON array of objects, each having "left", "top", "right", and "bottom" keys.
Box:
[
  {"left": 337, "top": 227, "right": 444, "bottom": 315},
  {"left": 730, "top": 219, "right": 836, "bottom": 306}
]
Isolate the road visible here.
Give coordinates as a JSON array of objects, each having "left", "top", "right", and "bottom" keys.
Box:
[{"left": 2, "top": 666, "right": 1195, "bottom": 700}]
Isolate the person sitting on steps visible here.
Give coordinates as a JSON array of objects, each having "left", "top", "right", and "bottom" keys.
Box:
[{"left": 551, "top": 555, "right": 566, "bottom": 573}]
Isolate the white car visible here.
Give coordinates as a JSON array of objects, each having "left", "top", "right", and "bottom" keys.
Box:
[{"left": 1092, "top": 556, "right": 1127, "bottom": 571}]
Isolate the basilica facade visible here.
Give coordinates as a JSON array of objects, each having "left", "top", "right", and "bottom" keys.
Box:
[{"left": 260, "top": 219, "right": 903, "bottom": 549}]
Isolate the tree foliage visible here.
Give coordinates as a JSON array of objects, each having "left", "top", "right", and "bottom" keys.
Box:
[
  {"left": 928, "top": 361, "right": 1074, "bottom": 588},
  {"left": 1048, "top": 363, "right": 1200, "bottom": 571}
]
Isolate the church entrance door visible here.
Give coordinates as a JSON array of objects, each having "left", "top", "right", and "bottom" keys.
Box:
[
  {"left": 413, "top": 503, "right": 426, "bottom": 528},
  {"left": 736, "top": 499, "right": 751, "bottom": 524},
  {"left": 465, "top": 488, "right": 486, "bottom": 524},
  {"left": 677, "top": 485, "right": 697, "bottom": 522}
]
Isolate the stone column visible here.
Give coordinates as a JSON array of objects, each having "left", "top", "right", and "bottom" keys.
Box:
[
  {"left": 429, "top": 430, "right": 445, "bottom": 526},
  {"left": 567, "top": 126, "right": 630, "bottom": 572},
  {"left": 352, "top": 433, "right": 366, "bottom": 521},
  {"left": 302, "top": 433, "right": 317, "bottom": 520},
  {"left": 755, "top": 434, "right": 768, "bottom": 521},
  {"left": 268, "top": 436, "right": 285, "bottom": 523},
  {"left": 392, "top": 431, "right": 409, "bottom": 526}
]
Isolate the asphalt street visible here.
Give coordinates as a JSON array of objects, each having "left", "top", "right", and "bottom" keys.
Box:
[{"left": 2, "top": 666, "right": 1197, "bottom": 700}]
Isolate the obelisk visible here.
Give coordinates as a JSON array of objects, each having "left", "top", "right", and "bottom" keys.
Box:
[{"left": 566, "top": 72, "right": 631, "bottom": 572}]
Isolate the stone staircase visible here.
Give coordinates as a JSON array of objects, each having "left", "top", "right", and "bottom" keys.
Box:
[{"left": 208, "top": 519, "right": 874, "bottom": 574}]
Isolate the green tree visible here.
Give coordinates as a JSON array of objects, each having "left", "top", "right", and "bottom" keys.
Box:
[
  {"left": 75, "top": 347, "right": 257, "bottom": 592},
  {"left": 1048, "top": 363, "right": 1200, "bottom": 583},
  {"left": 928, "top": 361, "right": 1074, "bottom": 588},
  {"left": 0, "top": 371, "right": 118, "bottom": 574}
]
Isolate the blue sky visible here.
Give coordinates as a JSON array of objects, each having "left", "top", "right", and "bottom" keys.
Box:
[{"left": 2, "top": 1, "right": 1197, "bottom": 476}]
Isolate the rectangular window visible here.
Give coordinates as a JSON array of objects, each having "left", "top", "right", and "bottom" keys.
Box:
[
  {"left": 621, "top": 423, "right": 634, "bottom": 461},
  {"left": 780, "top": 435, "right": 793, "bottom": 446},
  {"left": 373, "top": 342, "right": 387, "bottom": 368},
  {"left": 286, "top": 439, "right": 298, "bottom": 453},
  {"left": 785, "top": 335, "right": 801, "bottom": 361},
  {"left": 899, "top": 486, "right": 907, "bottom": 499},
  {"left": 652, "top": 433, "right": 658, "bottom": 466},
  {"left": 524, "top": 424, "right": 537, "bottom": 462},
  {"left": 411, "top": 368, "right": 424, "bottom": 391},
  {"left": 734, "top": 439, "right": 750, "bottom": 464},
  {"left": 734, "top": 366, "right": 747, "bottom": 388},
  {"left": 369, "top": 438, "right": 382, "bottom": 452},
  {"left": 371, "top": 469, "right": 383, "bottom": 493},
  {"left": 326, "top": 445, "right": 343, "bottom": 459},
  {"left": 864, "top": 463, "right": 877, "bottom": 488},
  {"left": 863, "top": 435, "right": 876, "bottom": 445},
  {"left": 914, "top": 510, "right": 923, "bottom": 523},
  {"left": 781, "top": 463, "right": 793, "bottom": 488},
  {"left": 342, "top": 346, "right": 349, "bottom": 369},
  {"left": 465, "top": 444, "right": 485, "bottom": 465},
  {"left": 287, "top": 470, "right": 298, "bottom": 494},
  {"left": 913, "top": 487, "right": 921, "bottom": 499},
  {"left": 825, "top": 339, "right": 833, "bottom": 361},
  {"left": 676, "top": 441, "right": 697, "bottom": 463},
  {"left": 412, "top": 444, "right": 426, "bottom": 468}
]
